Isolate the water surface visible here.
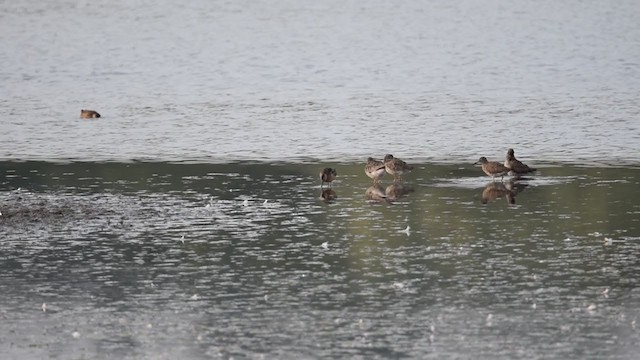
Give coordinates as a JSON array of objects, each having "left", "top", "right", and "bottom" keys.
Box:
[
  {"left": 2, "top": 0, "right": 640, "bottom": 358},
  {"left": 1, "top": 161, "right": 639, "bottom": 359},
  {"left": 1, "top": 0, "right": 640, "bottom": 164}
]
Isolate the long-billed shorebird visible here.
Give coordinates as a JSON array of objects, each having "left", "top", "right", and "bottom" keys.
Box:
[
  {"left": 365, "top": 157, "right": 386, "bottom": 183},
  {"left": 504, "top": 149, "right": 536, "bottom": 176},
  {"left": 474, "top": 156, "right": 509, "bottom": 181},
  {"left": 319, "top": 167, "right": 337, "bottom": 188},
  {"left": 383, "top": 154, "right": 414, "bottom": 182}
]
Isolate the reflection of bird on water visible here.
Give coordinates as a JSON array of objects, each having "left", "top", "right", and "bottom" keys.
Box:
[
  {"left": 365, "top": 157, "right": 386, "bottom": 184},
  {"left": 384, "top": 154, "right": 414, "bottom": 182},
  {"left": 319, "top": 167, "right": 337, "bottom": 188},
  {"left": 481, "top": 180, "right": 528, "bottom": 204},
  {"left": 504, "top": 148, "right": 537, "bottom": 177},
  {"left": 474, "top": 156, "right": 509, "bottom": 181},
  {"left": 320, "top": 188, "right": 337, "bottom": 202},
  {"left": 365, "top": 184, "right": 387, "bottom": 202},
  {"left": 385, "top": 183, "right": 415, "bottom": 200},
  {"left": 481, "top": 181, "right": 513, "bottom": 204},
  {"left": 504, "top": 179, "right": 528, "bottom": 197}
]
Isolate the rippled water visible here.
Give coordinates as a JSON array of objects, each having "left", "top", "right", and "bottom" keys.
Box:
[
  {"left": 2, "top": 0, "right": 640, "bottom": 164},
  {"left": 2, "top": 0, "right": 640, "bottom": 358},
  {"left": 2, "top": 161, "right": 640, "bottom": 359}
]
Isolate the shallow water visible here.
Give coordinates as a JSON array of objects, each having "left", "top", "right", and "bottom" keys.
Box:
[{"left": 1, "top": 161, "right": 640, "bottom": 359}]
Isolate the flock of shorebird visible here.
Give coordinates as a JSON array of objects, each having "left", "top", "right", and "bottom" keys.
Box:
[
  {"left": 320, "top": 149, "right": 537, "bottom": 187},
  {"left": 474, "top": 148, "right": 537, "bottom": 180},
  {"left": 320, "top": 154, "right": 417, "bottom": 188},
  {"left": 80, "top": 108, "right": 535, "bottom": 184},
  {"left": 80, "top": 109, "right": 535, "bottom": 196}
]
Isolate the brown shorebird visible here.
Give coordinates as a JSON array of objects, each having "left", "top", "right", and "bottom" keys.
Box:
[
  {"left": 383, "top": 154, "right": 414, "bottom": 182},
  {"left": 319, "top": 167, "right": 337, "bottom": 187},
  {"left": 474, "top": 156, "right": 509, "bottom": 180},
  {"left": 80, "top": 109, "right": 101, "bottom": 118},
  {"left": 504, "top": 149, "right": 536, "bottom": 176},
  {"left": 365, "top": 157, "right": 386, "bottom": 183}
]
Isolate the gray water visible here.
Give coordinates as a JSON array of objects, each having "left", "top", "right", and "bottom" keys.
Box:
[
  {"left": 1, "top": 0, "right": 640, "bottom": 164},
  {"left": 2, "top": 0, "right": 640, "bottom": 359}
]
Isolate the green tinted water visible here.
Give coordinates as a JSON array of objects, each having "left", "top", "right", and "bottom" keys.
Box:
[{"left": 1, "top": 161, "right": 639, "bottom": 359}]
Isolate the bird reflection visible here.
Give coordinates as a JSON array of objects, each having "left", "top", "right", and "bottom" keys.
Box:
[
  {"left": 320, "top": 188, "right": 337, "bottom": 202},
  {"left": 505, "top": 179, "right": 528, "bottom": 197},
  {"left": 365, "top": 184, "right": 387, "bottom": 202},
  {"left": 481, "top": 181, "right": 513, "bottom": 204},
  {"left": 385, "top": 183, "right": 415, "bottom": 201},
  {"left": 480, "top": 179, "right": 528, "bottom": 204}
]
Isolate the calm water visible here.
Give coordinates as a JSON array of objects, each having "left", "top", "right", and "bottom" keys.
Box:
[{"left": 2, "top": 0, "right": 640, "bottom": 359}]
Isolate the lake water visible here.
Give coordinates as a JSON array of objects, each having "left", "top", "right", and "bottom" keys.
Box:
[
  {"left": 2, "top": 0, "right": 640, "bottom": 164},
  {"left": 2, "top": 0, "right": 640, "bottom": 359},
  {"left": 1, "top": 161, "right": 640, "bottom": 359}
]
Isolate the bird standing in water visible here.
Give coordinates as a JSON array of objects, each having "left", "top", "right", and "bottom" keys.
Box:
[
  {"left": 383, "top": 154, "right": 414, "bottom": 182},
  {"left": 504, "top": 148, "right": 536, "bottom": 176},
  {"left": 474, "top": 156, "right": 509, "bottom": 181},
  {"left": 319, "top": 167, "right": 337, "bottom": 188},
  {"left": 364, "top": 157, "right": 386, "bottom": 183}
]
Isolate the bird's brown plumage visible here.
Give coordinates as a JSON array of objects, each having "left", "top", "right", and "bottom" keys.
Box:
[
  {"left": 504, "top": 149, "right": 536, "bottom": 175},
  {"left": 383, "top": 154, "right": 414, "bottom": 181},
  {"left": 80, "top": 109, "right": 101, "bottom": 118},
  {"left": 474, "top": 156, "right": 509, "bottom": 180},
  {"left": 319, "top": 167, "right": 337, "bottom": 187},
  {"left": 365, "top": 157, "right": 386, "bottom": 183}
]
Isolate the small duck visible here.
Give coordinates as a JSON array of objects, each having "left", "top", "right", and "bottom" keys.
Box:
[
  {"left": 383, "top": 154, "right": 414, "bottom": 182},
  {"left": 474, "top": 156, "right": 509, "bottom": 180},
  {"left": 364, "top": 157, "right": 386, "bottom": 183},
  {"left": 319, "top": 167, "right": 337, "bottom": 187},
  {"left": 80, "top": 109, "right": 101, "bottom": 118},
  {"left": 504, "top": 149, "right": 536, "bottom": 176}
]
